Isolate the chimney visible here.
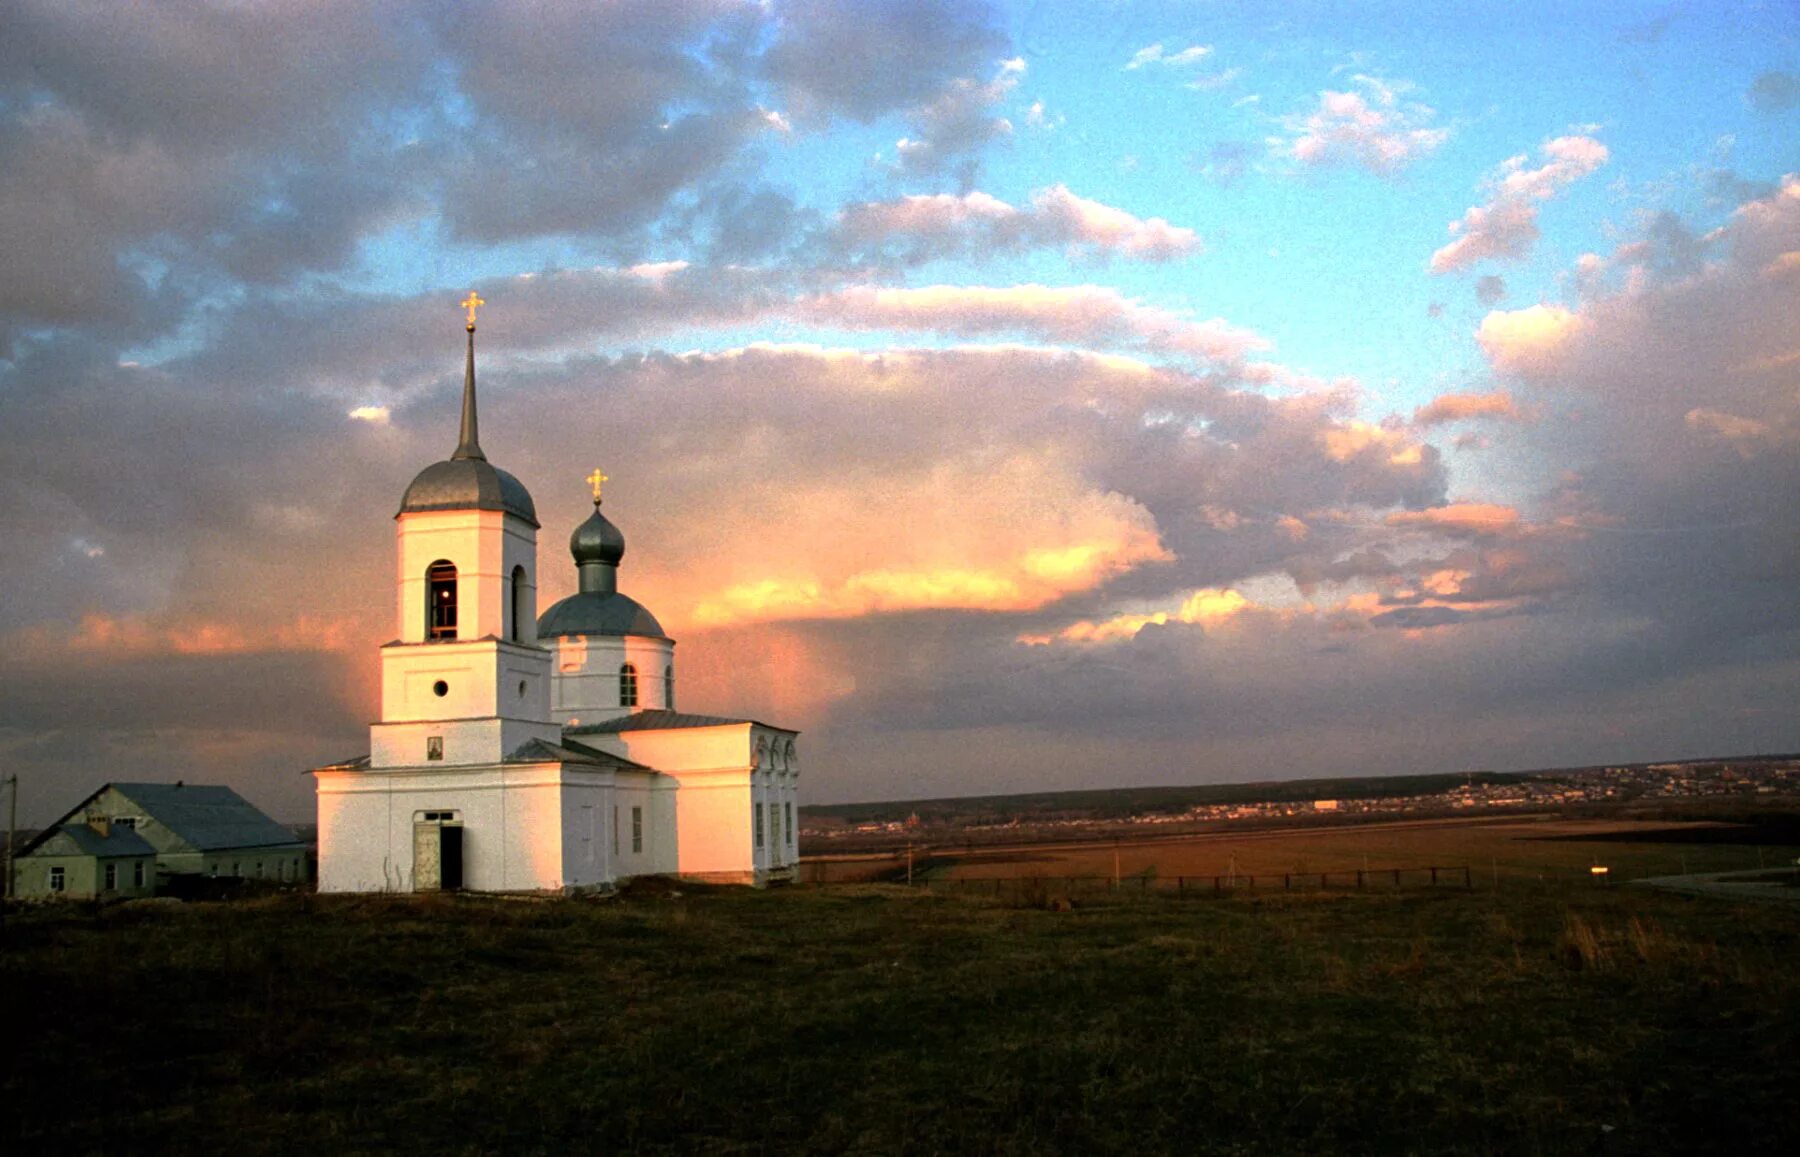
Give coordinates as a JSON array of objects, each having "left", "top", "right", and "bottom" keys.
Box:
[{"left": 87, "top": 814, "right": 111, "bottom": 837}]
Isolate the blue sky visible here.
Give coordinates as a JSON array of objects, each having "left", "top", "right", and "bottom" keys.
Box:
[{"left": 1, "top": 1, "right": 1796, "bottom": 823}]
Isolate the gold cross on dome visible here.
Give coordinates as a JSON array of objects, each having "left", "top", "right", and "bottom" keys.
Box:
[
  {"left": 586, "top": 468, "right": 609, "bottom": 503},
  {"left": 461, "top": 291, "right": 485, "bottom": 328}
]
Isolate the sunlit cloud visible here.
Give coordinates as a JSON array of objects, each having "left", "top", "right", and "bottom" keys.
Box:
[
  {"left": 1019, "top": 587, "right": 1250, "bottom": 646},
  {"left": 1476, "top": 303, "right": 1584, "bottom": 376},
  {"left": 1412, "top": 391, "right": 1524, "bottom": 426},
  {"left": 1431, "top": 137, "right": 1609, "bottom": 273},
  {"left": 1280, "top": 75, "right": 1447, "bottom": 173}
]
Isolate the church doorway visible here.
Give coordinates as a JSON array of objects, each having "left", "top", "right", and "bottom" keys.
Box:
[{"left": 413, "top": 810, "right": 464, "bottom": 891}]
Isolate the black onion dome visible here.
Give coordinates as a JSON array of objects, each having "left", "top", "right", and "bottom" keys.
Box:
[
  {"left": 398, "top": 458, "right": 539, "bottom": 526},
  {"left": 537, "top": 590, "right": 669, "bottom": 640},
  {"left": 570, "top": 506, "right": 625, "bottom": 566}
]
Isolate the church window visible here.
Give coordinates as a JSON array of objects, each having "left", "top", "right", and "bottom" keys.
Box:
[
  {"left": 664, "top": 665, "right": 674, "bottom": 710},
  {"left": 631, "top": 806, "right": 643, "bottom": 854},
  {"left": 427, "top": 560, "right": 458, "bottom": 640},
  {"left": 104, "top": 863, "right": 117, "bottom": 890},
  {"left": 786, "top": 802, "right": 794, "bottom": 844},
  {"left": 427, "top": 736, "right": 444, "bottom": 761},
  {"left": 619, "top": 663, "right": 639, "bottom": 707},
  {"left": 510, "top": 566, "right": 527, "bottom": 641},
  {"left": 771, "top": 803, "right": 781, "bottom": 851},
  {"left": 433, "top": 680, "right": 449, "bottom": 697},
  {"left": 754, "top": 803, "right": 764, "bottom": 849},
  {"left": 48, "top": 867, "right": 64, "bottom": 893}
]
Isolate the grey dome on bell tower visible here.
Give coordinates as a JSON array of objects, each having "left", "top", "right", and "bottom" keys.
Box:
[
  {"left": 538, "top": 488, "right": 668, "bottom": 641},
  {"left": 397, "top": 300, "right": 538, "bottom": 526}
]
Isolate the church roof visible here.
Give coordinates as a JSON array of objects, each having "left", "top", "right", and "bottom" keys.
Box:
[
  {"left": 506, "top": 737, "right": 657, "bottom": 771},
  {"left": 396, "top": 314, "right": 539, "bottom": 527},
  {"left": 398, "top": 458, "right": 538, "bottom": 525},
  {"left": 537, "top": 590, "right": 669, "bottom": 640},
  {"left": 566, "top": 709, "right": 793, "bottom": 735}
]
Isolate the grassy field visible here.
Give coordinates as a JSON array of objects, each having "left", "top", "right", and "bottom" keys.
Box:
[
  {"left": 811, "top": 815, "right": 1800, "bottom": 886},
  {"left": 4, "top": 875, "right": 1798, "bottom": 1155}
]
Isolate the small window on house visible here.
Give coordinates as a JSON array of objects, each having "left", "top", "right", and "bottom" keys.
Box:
[
  {"left": 427, "top": 736, "right": 444, "bottom": 761},
  {"left": 49, "top": 867, "right": 65, "bottom": 893},
  {"left": 510, "top": 565, "right": 528, "bottom": 642},
  {"left": 619, "top": 663, "right": 639, "bottom": 707},
  {"left": 133, "top": 861, "right": 145, "bottom": 887},
  {"left": 232, "top": 861, "right": 240, "bottom": 877},
  {"left": 612, "top": 806, "right": 620, "bottom": 855},
  {"left": 427, "top": 560, "right": 458, "bottom": 640},
  {"left": 631, "top": 806, "right": 643, "bottom": 854},
  {"left": 255, "top": 861, "right": 265, "bottom": 879},
  {"left": 209, "top": 864, "right": 218, "bottom": 878},
  {"left": 755, "top": 802, "right": 765, "bottom": 849},
  {"left": 104, "top": 863, "right": 117, "bottom": 890},
  {"left": 664, "top": 665, "right": 675, "bottom": 710},
  {"left": 114, "top": 817, "right": 137, "bottom": 830}
]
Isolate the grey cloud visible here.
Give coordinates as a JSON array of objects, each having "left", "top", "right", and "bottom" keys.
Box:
[
  {"left": 762, "top": 0, "right": 1006, "bottom": 124},
  {"left": 1746, "top": 70, "right": 1800, "bottom": 113}
]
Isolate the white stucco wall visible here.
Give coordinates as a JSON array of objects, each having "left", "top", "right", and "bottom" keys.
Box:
[{"left": 550, "top": 634, "right": 676, "bottom": 726}]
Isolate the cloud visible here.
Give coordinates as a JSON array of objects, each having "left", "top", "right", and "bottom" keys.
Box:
[
  {"left": 1475, "top": 275, "right": 1508, "bottom": 306},
  {"left": 1475, "top": 304, "right": 1584, "bottom": 377},
  {"left": 1412, "top": 392, "right": 1524, "bottom": 426},
  {"left": 1280, "top": 76, "right": 1448, "bottom": 173},
  {"left": 1746, "top": 71, "right": 1800, "bottom": 114},
  {"left": 763, "top": 0, "right": 1007, "bottom": 124},
  {"left": 1385, "top": 503, "right": 1527, "bottom": 538},
  {"left": 832, "top": 185, "right": 1199, "bottom": 265},
  {"left": 892, "top": 58, "right": 1023, "bottom": 181},
  {"left": 1430, "top": 137, "right": 1609, "bottom": 273},
  {"left": 1126, "top": 44, "right": 1213, "bottom": 70},
  {"left": 795, "top": 284, "right": 1268, "bottom": 362},
  {"left": 1019, "top": 588, "right": 1249, "bottom": 646}
]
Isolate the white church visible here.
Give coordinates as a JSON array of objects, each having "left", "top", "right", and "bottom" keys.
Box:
[{"left": 313, "top": 300, "right": 800, "bottom": 892}]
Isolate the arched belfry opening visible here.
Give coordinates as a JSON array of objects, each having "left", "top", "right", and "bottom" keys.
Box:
[
  {"left": 510, "top": 565, "right": 528, "bottom": 642},
  {"left": 426, "top": 560, "right": 458, "bottom": 640},
  {"left": 619, "top": 663, "right": 638, "bottom": 707}
]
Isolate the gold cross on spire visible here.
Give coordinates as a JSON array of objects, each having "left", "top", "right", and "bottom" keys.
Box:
[
  {"left": 461, "top": 290, "right": 484, "bottom": 330},
  {"left": 586, "top": 467, "right": 610, "bottom": 504}
]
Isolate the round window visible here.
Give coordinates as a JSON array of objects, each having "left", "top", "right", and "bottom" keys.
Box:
[{"left": 432, "top": 680, "right": 449, "bottom": 697}]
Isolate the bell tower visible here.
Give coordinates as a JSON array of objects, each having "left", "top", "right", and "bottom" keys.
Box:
[{"left": 368, "top": 295, "right": 560, "bottom": 769}]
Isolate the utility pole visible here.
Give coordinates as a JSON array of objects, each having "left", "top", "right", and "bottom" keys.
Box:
[{"left": 4, "top": 773, "right": 16, "bottom": 901}]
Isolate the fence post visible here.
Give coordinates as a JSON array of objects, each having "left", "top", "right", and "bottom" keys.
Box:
[
  {"left": 1392, "top": 868, "right": 1400, "bottom": 886},
  {"left": 1430, "top": 867, "right": 1439, "bottom": 885},
  {"left": 1356, "top": 870, "right": 1364, "bottom": 890},
  {"left": 1464, "top": 865, "right": 1472, "bottom": 889},
  {"left": 1214, "top": 875, "right": 1221, "bottom": 897},
  {"left": 1284, "top": 873, "right": 1290, "bottom": 891}
]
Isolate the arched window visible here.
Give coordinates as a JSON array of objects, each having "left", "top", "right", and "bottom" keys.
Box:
[
  {"left": 426, "top": 560, "right": 458, "bottom": 640},
  {"left": 510, "top": 565, "right": 527, "bottom": 642},
  {"left": 664, "top": 665, "right": 675, "bottom": 710},
  {"left": 619, "top": 663, "right": 638, "bottom": 707},
  {"left": 784, "top": 740, "right": 796, "bottom": 769}
]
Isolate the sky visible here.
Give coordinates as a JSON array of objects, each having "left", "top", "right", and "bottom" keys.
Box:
[{"left": 1, "top": 0, "right": 1797, "bottom": 825}]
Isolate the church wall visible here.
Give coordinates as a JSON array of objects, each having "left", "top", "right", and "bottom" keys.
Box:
[
  {"left": 395, "top": 510, "right": 539, "bottom": 645},
  {"left": 316, "top": 765, "right": 581, "bottom": 892},
  {"left": 558, "top": 777, "right": 613, "bottom": 889},
  {"left": 550, "top": 634, "right": 676, "bottom": 726},
  {"left": 379, "top": 638, "right": 553, "bottom": 725}
]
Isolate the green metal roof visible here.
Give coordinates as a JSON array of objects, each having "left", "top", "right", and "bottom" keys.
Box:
[
  {"left": 33, "top": 823, "right": 156, "bottom": 858},
  {"left": 111, "top": 782, "right": 302, "bottom": 852}
]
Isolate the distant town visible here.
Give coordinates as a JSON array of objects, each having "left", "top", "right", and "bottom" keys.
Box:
[{"left": 798, "top": 755, "right": 1800, "bottom": 852}]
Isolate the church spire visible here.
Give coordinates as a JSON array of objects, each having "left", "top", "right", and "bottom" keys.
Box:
[{"left": 453, "top": 291, "right": 485, "bottom": 462}]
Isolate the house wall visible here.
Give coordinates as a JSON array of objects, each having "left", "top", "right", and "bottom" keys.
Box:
[{"left": 16, "top": 851, "right": 157, "bottom": 901}]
